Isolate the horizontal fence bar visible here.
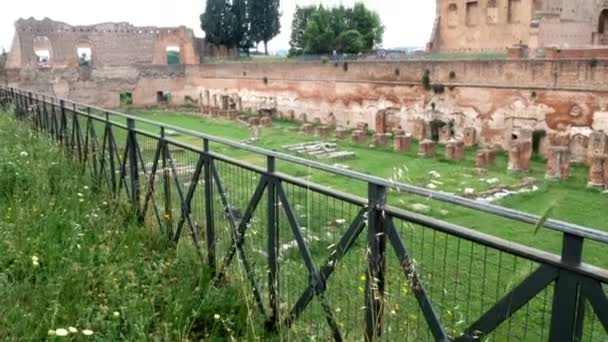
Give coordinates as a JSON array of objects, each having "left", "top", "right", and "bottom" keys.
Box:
[{"left": 385, "top": 205, "right": 608, "bottom": 283}]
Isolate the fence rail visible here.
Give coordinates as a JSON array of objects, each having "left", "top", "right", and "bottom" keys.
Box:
[{"left": 1, "top": 86, "right": 607, "bottom": 341}]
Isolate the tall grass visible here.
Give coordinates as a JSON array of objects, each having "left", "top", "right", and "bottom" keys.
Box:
[{"left": 0, "top": 114, "right": 254, "bottom": 340}]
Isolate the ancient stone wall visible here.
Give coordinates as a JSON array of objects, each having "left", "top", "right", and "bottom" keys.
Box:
[
  {"left": 430, "top": 0, "right": 605, "bottom": 51},
  {"left": 6, "top": 18, "right": 236, "bottom": 69},
  {"left": 7, "top": 59, "right": 608, "bottom": 160}
]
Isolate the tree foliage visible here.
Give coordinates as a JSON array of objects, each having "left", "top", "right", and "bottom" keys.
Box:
[
  {"left": 249, "top": 0, "right": 281, "bottom": 55},
  {"left": 200, "top": 0, "right": 280, "bottom": 55},
  {"left": 0, "top": 49, "right": 7, "bottom": 77},
  {"left": 288, "top": 6, "right": 315, "bottom": 56},
  {"left": 200, "top": 0, "right": 236, "bottom": 47},
  {"left": 290, "top": 3, "right": 384, "bottom": 55}
]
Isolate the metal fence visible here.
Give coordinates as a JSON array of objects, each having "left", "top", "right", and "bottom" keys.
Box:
[{"left": 1, "top": 86, "right": 607, "bottom": 341}]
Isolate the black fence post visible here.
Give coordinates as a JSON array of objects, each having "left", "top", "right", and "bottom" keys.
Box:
[
  {"left": 32, "top": 93, "right": 38, "bottom": 131},
  {"left": 161, "top": 127, "right": 173, "bottom": 237},
  {"left": 106, "top": 112, "right": 117, "bottom": 196},
  {"left": 203, "top": 138, "right": 216, "bottom": 274},
  {"left": 50, "top": 98, "right": 57, "bottom": 141},
  {"left": 42, "top": 95, "right": 48, "bottom": 134},
  {"left": 266, "top": 155, "right": 280, "bottom": 332},
  {"left": 27, "top": 92, "right": 33, "bottom": 126},
  {"left": 365, "top": 183, "right": 387, "bottom": 341},
  {"left": 127, "top": 118, "right": 141, "bottom": 218},
  {"left": 549, "top": 233, "right": 585, "bottom": 341},
  {"left": 59, "top": 99, "right": 66, "bottom": 145}
]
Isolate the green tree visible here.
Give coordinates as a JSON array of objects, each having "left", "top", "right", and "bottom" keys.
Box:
[
  {"left": 201, "top": 0, "right": 236, "bottom": 47},
  {"left": 303, "top": 7, "right": 335, "bottom": 54},
  {"left": 249, "top": 0, "right": 281, "bottom": 55},
  {"left": 335, "top": 30, "right": 364, "bottom": 54},
  {"left": 348, "top": 3, "right": 384, "bottom": 52},
  {"left": 231, "top": 0, "right": 253, "bottom": 53},
  {"left": 0, "top": 49, "right": 7, "bottom": 80},
  {"left": 291, "top": 3, "right": 384, "bottom": 55},
  {"left": 288, "top": 6, "right": 314, "bottom": 56}
]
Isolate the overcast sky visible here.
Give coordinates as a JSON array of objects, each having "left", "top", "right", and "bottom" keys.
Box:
[{"left": 0, "top": 0, "right": 435, "bottom": 53}]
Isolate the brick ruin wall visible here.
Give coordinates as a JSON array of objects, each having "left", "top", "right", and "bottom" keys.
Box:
[
  {"left": 6, "top": 18, "right": 236, "bottom": 69},
  {"left": 430, "top": 0, "right": 608, "bottom": 52},
  {"left": 4, "top": 59, "right": 608, "bottom": 160}
]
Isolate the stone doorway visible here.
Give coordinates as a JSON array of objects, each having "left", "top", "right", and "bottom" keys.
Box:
[{"left": 430, "top": 119, "right": 447, "bottom": 142}]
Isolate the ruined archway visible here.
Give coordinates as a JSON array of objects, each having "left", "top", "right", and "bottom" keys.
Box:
[
  {"left": 33, "top": 36, "right": 52, "bottom": 67},
  {"left": 76, "top": 40, "right": 92, "bottom": 66}
]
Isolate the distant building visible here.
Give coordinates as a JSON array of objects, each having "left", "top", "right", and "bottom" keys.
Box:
[{"left": 428, "top": 0, "right": 608, "bottom": 52}]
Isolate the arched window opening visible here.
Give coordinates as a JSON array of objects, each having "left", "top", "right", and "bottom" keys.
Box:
[
  {"left": 166, "top": 46, "right": 181, "bottom": 65},
  {"left": 77, "top": 43, "right": 92, "bottom": 66},
  {"left": 33, "top": 36, "right": 52, "bottom": 67},
  {"left": 599, "top": 10, "right": 608, "bottom": 34}
]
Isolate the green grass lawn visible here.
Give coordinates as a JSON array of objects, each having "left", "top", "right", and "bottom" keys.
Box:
[
  {"left": 117, "top": 110, "right": 607, "bottom": 340},
  {"left": 123, "top": 110, "right": 608, "bottom": 265}
]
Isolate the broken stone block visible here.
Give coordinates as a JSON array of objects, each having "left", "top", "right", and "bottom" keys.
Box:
[
  {"left": 352, "top": 130, "right": 367, "bottom": 143},
  {"left": 260, "top": 116, "right": 272, "bottom": 127},
  {"left": 227, "top": 111, "right": 237, "bottom": 120},
  {"left": 375, "top": 111, "right": 387, "bottom": 134},
  {"left": 545, "top": 146, "right": 571, "bottom": 180},
  {"left": 286, "top": 110, "right": 295, "bottom": 121},
  {"left": 588, "top": 154, "right": 607, "bottom": 188},
  {"left": 439, "top": 125, "right": 453, "bottom": 144},
  {"left": 418, "top": 139, "right": 436, "bottom": 157},
  {"left": 587, "top": 131, "right": 607, "bottom": 163},
  {"left": 548, "top": 130, "right": 571, "bottom": 147},
  {"left": 373, "top": 133, "right": 389, "bottom": 146},
  {"left": 335, "top": 127, "right": 350, "bottom": 139},
  {"left": 326, "top": 113, "right": 337, "bottom": 128},
  {"left": 605, "top": 159, "right": 608, "bottom": 187},
  {"left": 476, "top": 149, "right": 497, "bottom": 168},
  {"left": 248, "top": 116, "right": 260, "bottom": 126},
  {"left": 463, "top": 127, "right": 477, "bottom": 147},
  {"left": 312, "top": 118, "right": 322, "bottom": 125},
  {"left": 445, "top": 140, "right": 465, "bottom": 161},
  {"left": 357, "top": 122, "right": 369, "bottom": 132},
  {"left": 394, "top": 134, "right": 412, "bottom": 152},
  {"left": 508, "top": 141, "right": 533, "bottom": 173},
  {"left": 412, "top": 119, "right": 426, "bottom": 141},
  {"left": 315, "top": 125, "right": 330, "bottom": 137},
  {"left": 392, "top": 128, "right": 406, "bottom": 136},
  {"left": 300, "top": 123, "right": 314, "bottom": 135}
]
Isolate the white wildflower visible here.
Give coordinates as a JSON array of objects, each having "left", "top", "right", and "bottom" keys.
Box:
[
  {"left": 68, "top": 327, "right": 78, "bottom": 333},
  {"left": 113, "top": 311, "right": 120, "bottom": 318},
  {"left": 31, "top": 256, "right": 39, "bottom": 267},
  {"left": 55, "top": 328, "right": 69, "bottom": 336},
  {"left": 20, "top": 151, "right": 28, "bottom": 157},
  {"left": 48, "top": 330, "right": 56, "bottom": 336},
  {"left": 82, "top": 329, "right": 94, "bottom": 336}
]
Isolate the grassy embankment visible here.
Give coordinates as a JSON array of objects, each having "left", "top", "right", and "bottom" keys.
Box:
[{"left": 0, "top": 113, "right": 262, "bottom": 340}]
